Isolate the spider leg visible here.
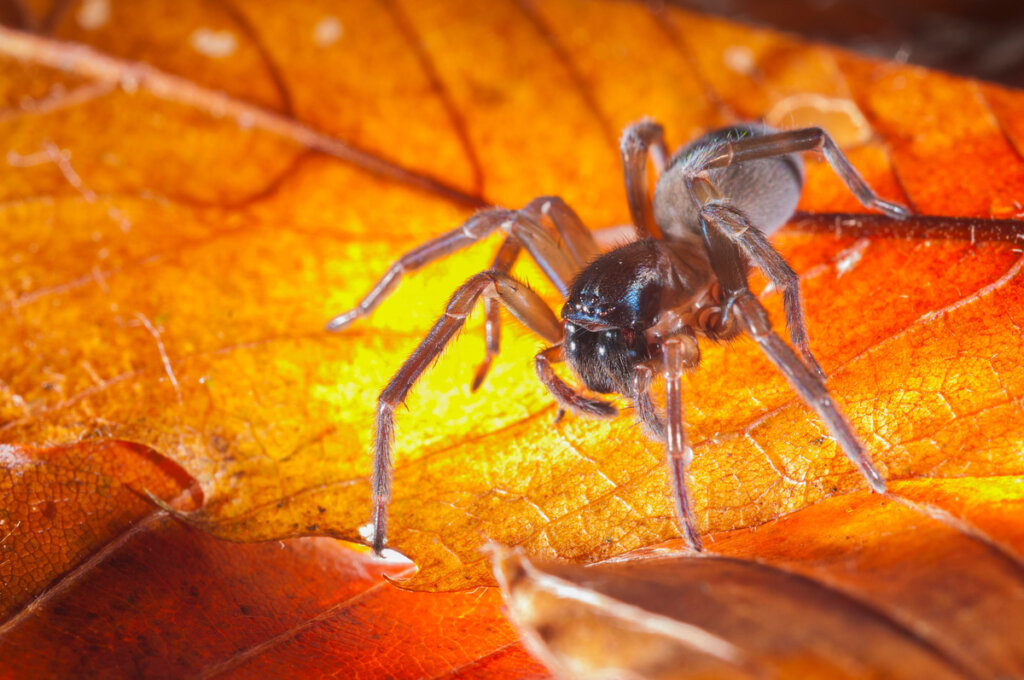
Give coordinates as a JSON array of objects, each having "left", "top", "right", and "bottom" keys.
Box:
[
  {"left": 632, "top": 363, "right": 665, "bottom": 439},
  {"left": 535, "top": 345, "right": 617, "bottom": 419},
  {"left": 700, "top": 201, "right": 826, "bottom": 380},
  {"left": 327, "top": 209, "right": 510, "bottom": 331},
  {"left": 473, "top": 196, "right": 601, "bottom": 391},
  {"left": 521, "top": 195, "right": 602, "bottom": 267},
  {"left": 328, "top": 201, "right": 586, "bottom": 332},
  {"left": 733, "top": 291, "right": 887, "bottom": 494},
  {"left": 662, "top": 337, "right": 703, "bottom": 551},
  {"left": 633, "top": 342, "right": 702, "bottom": 549},
  {"left": 621, "top": 119, "right": 669, "bottom": 238},
  {"left": 699, "top": 127, "right": 911, "bottom": 218},
  {"left": 691, "top": 200, "right": 886, "bottom": 493},
  {"left": 473, "top": 236, "right": 521, "bottom": 391},
  {"left": 371, "top": 271, "right": 561, "bottom": 554}
]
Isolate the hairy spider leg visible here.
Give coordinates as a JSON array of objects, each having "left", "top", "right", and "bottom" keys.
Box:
[
  {"left": 632, "top": 363, "right": 665, "bottom": 439},
  {"left": 689, "top": 188, "right": 887, "bottom": 495},
  {"left": 372, "top": 272, "right": 562, "bottom": 554},
  {"left": 474, "top": 196, "right": 602, "bottom": 391},
  {"left": 699, "top": 127, "right": 912, "bottom": 219},
  {"left": 683, "top": 125, "right": 912, "bottom": 379},
  {"left": 700, "top": 200, "right": 825, "bottom": 380},
  {"left": 326, "top": 206, "right": 583, "bottom": 332},
  {"left": 524, "top": 195, "right": 603, "bottom": 266},
  {"left": 621, "top": 119, "right": 670, "bottom": 239},
  {"left": 326, "top": 209, "right": 508, "bottom": 331},
  {"left": 731, "top": 293, "right": 887, "bottom": 492},
  {"left": 534, "top": 345, "right": 617, "bottom": 418},
  {"left": 632, "top": 337, "right": 702, "bottom": 549},
  {"left": 475, "top": 236, "right": 521, "bottom": 391},
  {"left": 662, "top": 337, "right": 703, "bottom": 551},
  {"left": 679, "top": 124, "right": 913, "bottom": 378}
]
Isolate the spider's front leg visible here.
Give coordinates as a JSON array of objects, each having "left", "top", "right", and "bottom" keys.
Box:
[
  {"left": 473, "top": 196, "right": 601, "bottom": 391},
  {"left": 326, "top": 205, "right": 580, "bottom": 332},
  {"left": 696, "top": 211, "right": 887, "bottom": 494},
  {"left": 633, "top": 337, "right": 703, "bottom": 551},
  {"left": 326, "top": 210, "right": 510, "bottom": 332},
  {"left": 327, "top": 198, "right": 597, "bottom": 392},
  {"left": 534, "top": 345, "right": 617, "bottom": 419},
  {"left": 370, "top": 271, "right": 562, "bottom": 555},
  {"left": 632, "top": 363, "right": 664, "bottom": 439},
  {"left": 474, "top": 236, "right": 521, "bottom": 391}
]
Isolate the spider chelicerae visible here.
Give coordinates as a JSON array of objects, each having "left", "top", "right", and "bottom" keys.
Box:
[{"left": 328, "top": 119, "right": 910, "bottom": 553}]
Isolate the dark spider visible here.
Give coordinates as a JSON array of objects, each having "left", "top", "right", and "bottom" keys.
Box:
[{"left": 327, "top": 120, "right": 910, "bottom": 554}]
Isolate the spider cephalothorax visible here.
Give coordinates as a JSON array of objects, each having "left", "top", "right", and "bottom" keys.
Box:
[
  {"left": 561, "top": 239, "right": 705, "bottom": 395},
  {"left": 328, "top": 120, "right": 908, "bottom": 554}
]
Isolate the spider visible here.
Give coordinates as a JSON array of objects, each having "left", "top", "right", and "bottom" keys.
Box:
[{"left": 327, "top": 120, "right": 910, "bottom": 554}]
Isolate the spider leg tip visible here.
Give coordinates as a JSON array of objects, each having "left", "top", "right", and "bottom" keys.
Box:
[
  {"left": 882, "top": 201, "right": 913, "bottom": 220},
  {"left": 325, "top": 310, "right": 359, "bottom": 332},
  {"left": 371, "top": 534, "right": 387, "bottom": 556},
  {"left": 813, "top": 365, "right": 827, "bottom": 382},
  {"left": 471, "top": 359, "right": 492, "bottom": 392}
]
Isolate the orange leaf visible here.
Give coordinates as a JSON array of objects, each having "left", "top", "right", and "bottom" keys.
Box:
[
  {"left": 0, "top": 446, "right": 543, "bottom": 677},
  {"left": 494, "top": 476, "right": 1024, "bottom": 678},
  {"left": 1, "top": 0, "right": 1023, "bottom": 616},
  {"left": 0, "top": 442, "right": 195, "bottom": 622}
]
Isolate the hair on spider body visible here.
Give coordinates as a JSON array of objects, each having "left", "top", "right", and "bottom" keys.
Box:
[{"left": 328, "top": 119, "right": 909, "bottom": 555}]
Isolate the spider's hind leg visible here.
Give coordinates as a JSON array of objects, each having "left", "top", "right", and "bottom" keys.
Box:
[
  {"left": 731, "top": 292, "right": 887, "bottom": 493},
  {"left": 621, "top": 119, "right": 669, "bottom": 238},
  {"left": 699, "top": 127, "right": 911, "bottom": 218}
]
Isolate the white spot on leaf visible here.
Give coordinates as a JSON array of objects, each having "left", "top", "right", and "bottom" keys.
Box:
[
  {"left": 357, "top": 522, "right": 413, "bottom": 564},
  {"left": 313, "top": 16, "right": 343, "bottom": 48},
  {"left": 76, "top": 0, "right": 110, "bottom": 30},
  {"left": 0, "top": 444, "right": 31, "bottom": 473},
  {"left": 834, "top": 238, "right": 870, "bottom": 277},
  {"left": 723, "top": 45, "right": 756, "bottom": 76},
  {"left": 190, "top": 27, "right": 238, "bottom": 59}
]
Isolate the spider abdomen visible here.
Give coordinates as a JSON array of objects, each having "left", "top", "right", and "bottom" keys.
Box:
[{"left": 654, "top": 124, "right": 804, "bottom": 241}]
